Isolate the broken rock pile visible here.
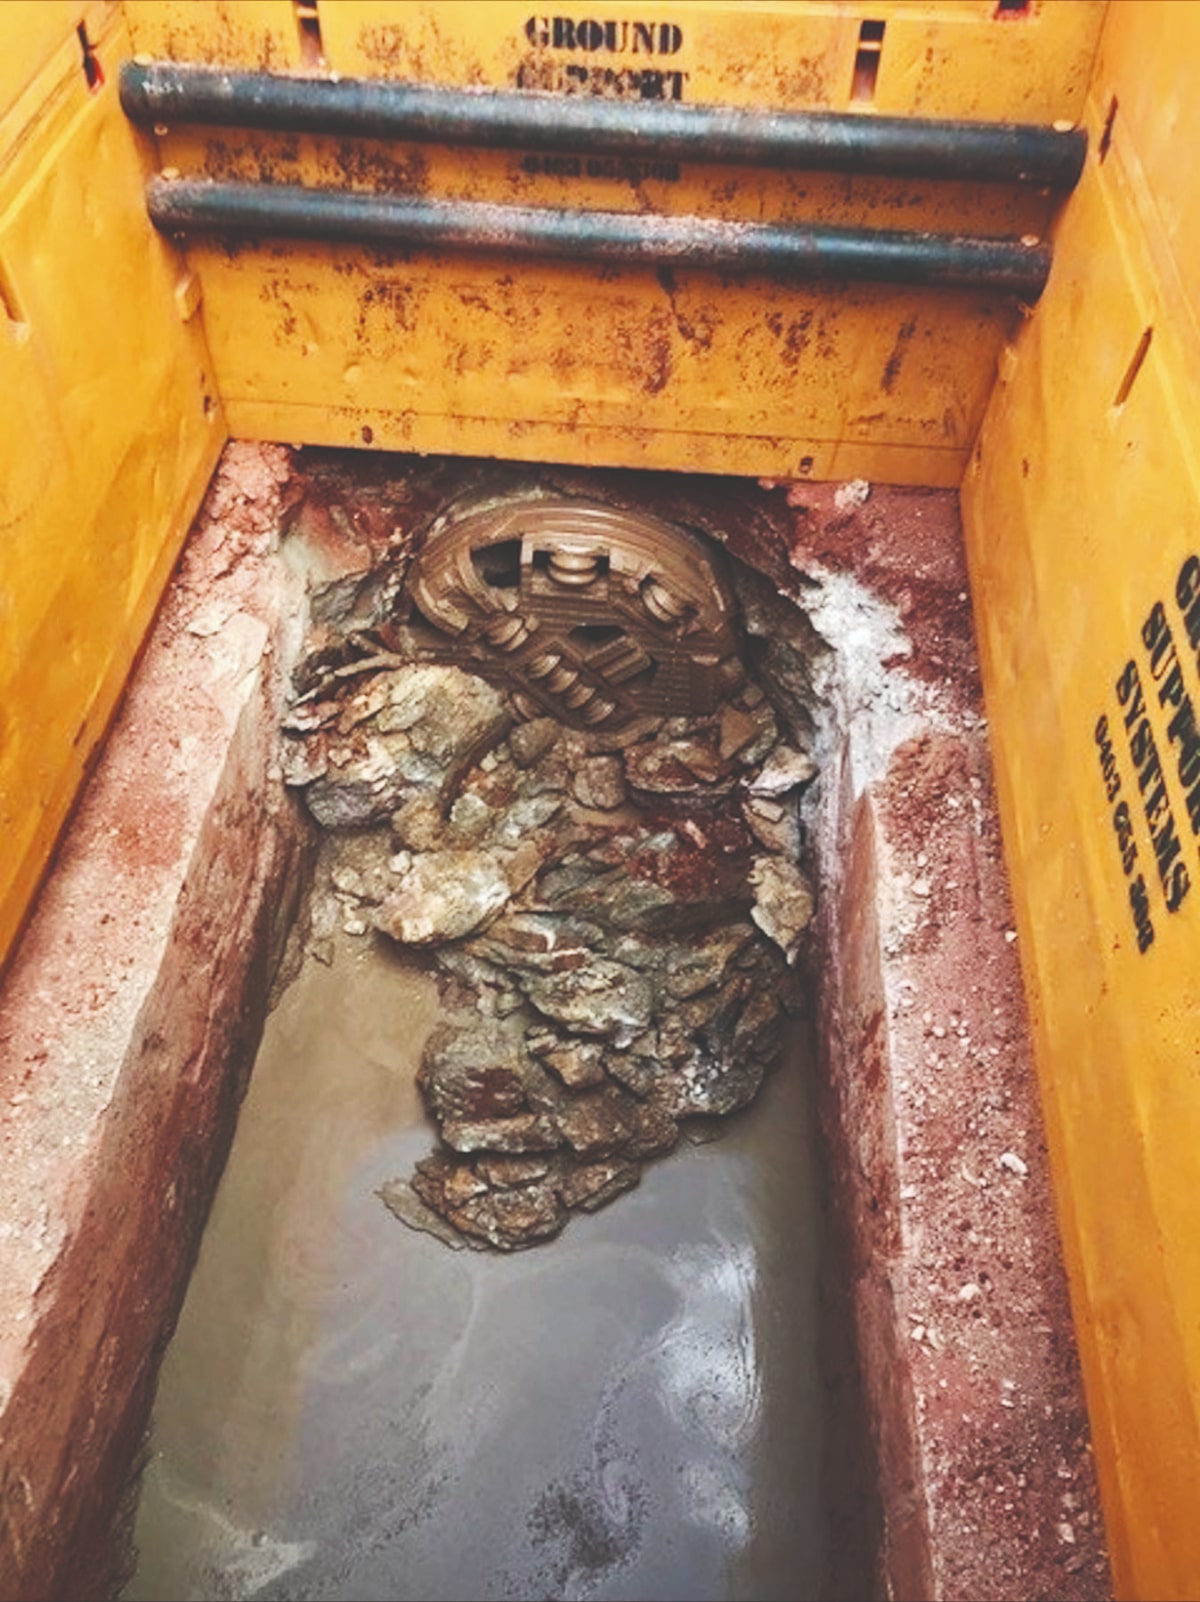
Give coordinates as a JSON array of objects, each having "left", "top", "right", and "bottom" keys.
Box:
[{"left": 282, "top": 598, "right": 817, "bottom": 1250}]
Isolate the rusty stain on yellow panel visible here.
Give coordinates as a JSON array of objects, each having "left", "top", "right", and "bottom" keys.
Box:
[
  {"left": 187, "top": 235, "right": 1009, "bottom": 482},
  {"left": 158, "top": 125, "right": 1060, "bottom": 238},
  {"left": 122, "top": 0, "right": 302, "bottom": 70},
  {"left": 0, "top": 15, "right": 225, "bottom": 970},
  {"left": 961, "top": 6, "right": 1200, "bottom": 1597}
]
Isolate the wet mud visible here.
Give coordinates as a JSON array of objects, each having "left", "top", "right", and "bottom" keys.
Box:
[{"left": 125, "top": 928, "right": 831, "bottom": 1602}]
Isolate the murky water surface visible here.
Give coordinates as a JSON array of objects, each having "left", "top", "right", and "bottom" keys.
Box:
[{"left": 126, "top": 932, "right": 828, "bottom": 1602}]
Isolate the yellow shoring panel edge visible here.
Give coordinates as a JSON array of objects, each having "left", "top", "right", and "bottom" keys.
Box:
[
  {"left": 0, "top": 9, "right": 226, "bottom": 972},
  {"left": 126, "top": 0, "right": 1103, "bottom": 486},
  {"left": 961, "top": 4, "right": 1200, "bottom": 1596}
]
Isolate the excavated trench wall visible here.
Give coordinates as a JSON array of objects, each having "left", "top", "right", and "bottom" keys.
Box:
[{"left": 0, "top": 444, "right": 1109, "bottom": 1600}]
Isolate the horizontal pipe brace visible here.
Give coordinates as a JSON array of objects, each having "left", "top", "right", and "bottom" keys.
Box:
[
  {"left": 122, "top": 61, "right": 1086, "bottom": 188},
  {"left": 145, "top": 178, "right": 1052, "bottom": 297}
]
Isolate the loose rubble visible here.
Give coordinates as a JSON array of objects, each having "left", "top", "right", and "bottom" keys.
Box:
[{"left": 279, "top": 495, "right": 820, "bottom": 1248}]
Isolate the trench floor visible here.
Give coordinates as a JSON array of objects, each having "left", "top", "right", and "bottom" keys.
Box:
[{"left": 124, "top": 929, "right": 830, "bottom": 1602}]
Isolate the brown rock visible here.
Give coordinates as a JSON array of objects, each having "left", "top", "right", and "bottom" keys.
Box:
[
  {"left": 412, "top": 1151, "right": 489, "bottom": 1208},
  {"left": 391, "top": 794, "right": 446, "bottom": 852},
  {"left": 623, "top": 740, "right": 736, "bottom": 797},
  {"left": 552, "top": 1087, "right": 640, "bottom": 1155},
  {"left": 448, "top": 1181, "right": 567, "bottom": 1249},
  {"left": 474, "top": 1154, "right": 554, "bottom": 1187},
  {"left": 499, "top": 838, "right": 544, "bottom": 895},
  {"left": 374, "top": 849, "right": 512, "bottom": 944},
  {"left": 718, "top": 704, "right": 763, "bottom": 761},
  {"left": 556, "top": 1159, "right": 641, "bottom": 1212},
  {"left": 733, "top": 988, "right": 784, "bottom": 1055},
  {"left": 417, "top": 1021, "right": 530, "bottom": 1121},
  {"left": 749, "top": 854, "right": 816, "bottom": 959},
  {"left": 538, "top": 1040, "right": 609, "bottom": 1089},
  {"left": 440, "top": 1113, "right": 563, "bottom": 1154},
  {"left": 509, "top": 717, "right": 560, "bottom": 768},
  {"left": 741, "top": 794, "right": 801, "bottom": 857},
  {"left": 625, "top": 1100, "right": 681, "bottom": 1158},
  {"left": 572, "top": 755, "right": 628, "bottom": 811}
]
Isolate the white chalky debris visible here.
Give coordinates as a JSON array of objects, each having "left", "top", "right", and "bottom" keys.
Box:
[{"left": 834, "top": 478, "right": 871, "bottom": 512}]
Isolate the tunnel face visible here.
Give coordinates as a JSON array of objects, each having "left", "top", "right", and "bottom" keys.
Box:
[{"left": 405, "top": 496, "right": 747, "bottom": 731}]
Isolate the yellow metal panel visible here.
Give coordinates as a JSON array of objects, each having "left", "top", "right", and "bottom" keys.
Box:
[
  {"left": 961, "top": 5, "right": 1200, "bottom": 1595},
  {"left": 138, "top": 0, "right": 1102, "bottom": 483},
  {"left": 0, "top": 14, "right": 225, "bottom": 970},
  {"left": 312, "top": 1, "right": 1104, "bottom": 121},
  {"left": 1090, "top": 0, "right": 1200, "bottom": 388},
  {"left": 0, "top": 2, "right": 92, "bottom": 121},
  {"left": 191, "top": 237, "right": 1005, "bottom": 483}
]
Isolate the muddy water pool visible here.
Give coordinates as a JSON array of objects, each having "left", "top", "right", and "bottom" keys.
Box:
[{"left": 124, "top": 928, "right": 830, "bottom": 1602}]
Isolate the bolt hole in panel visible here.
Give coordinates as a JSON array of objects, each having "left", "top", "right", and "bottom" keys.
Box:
[{"left": 120, "top": 0, "right": 1106, "bottom": 486}]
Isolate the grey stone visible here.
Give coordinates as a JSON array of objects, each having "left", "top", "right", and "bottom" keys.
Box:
[
  {"left": 374, "top": 664, "right": 506, "bottom": 755},
  {"left": 664, "top": 924, "right": 756, "bottom": 999},
  {"left": 730, "top": 702, "right": 780, "bottom": 767},
  {"left": 417, "top": 1020, "right": 531, "bottom": 1123},
  {"left": 448, "top": 792, "right": 495, "bottom": 843},
  {"left": 377, "top": 1179, "right": 471, "bottom": 1250},
  {"left": 747, "top": 744, "right": 818, "bottom": 797},
  {"left": 492, "top": 792, "right": 564, "bottom": 846},
  {"left": 520, "top": 959, "right": 655, "bottom": 1043},
  {"left": 601, "top": 1051, "right": 661, "bottom": 1099},
  {"left": 306, "top": 759, "right": 413, "bottom": 829},
  {"left": 543, "top": 868, "right": 679, "bottom": 934}
]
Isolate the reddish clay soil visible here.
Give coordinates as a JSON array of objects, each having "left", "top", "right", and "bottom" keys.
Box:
[{"left": 782, "top": 480, "right": 1112, "bottom": 1601}]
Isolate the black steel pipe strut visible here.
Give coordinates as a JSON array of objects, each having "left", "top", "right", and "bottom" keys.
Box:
[
  {"left": 145, "top": 178, "right": 1052, "bottom": 298},
  {"left": 121, "top": 61, "right": 1086, "bottom": 188}
]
